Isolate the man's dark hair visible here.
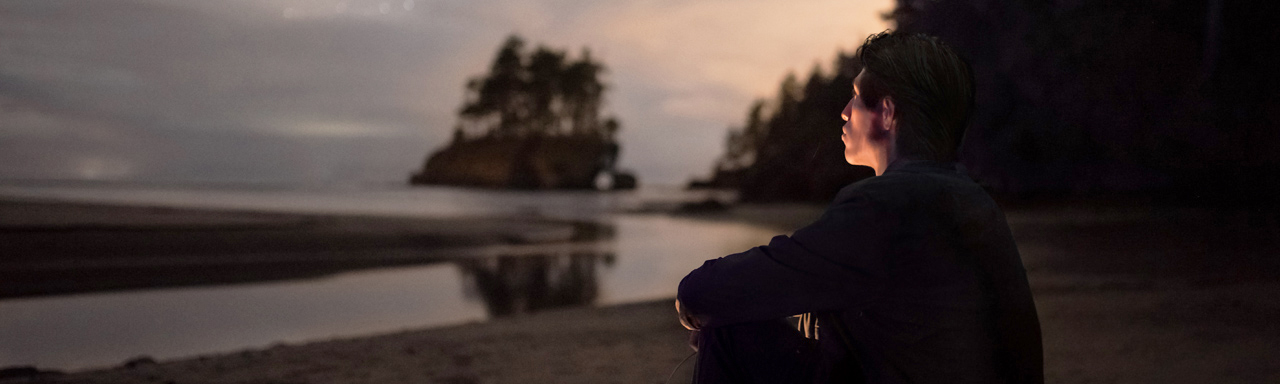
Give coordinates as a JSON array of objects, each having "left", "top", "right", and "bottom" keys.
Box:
[{"left": 855, "top": 31, "right": 975, "bottom": 162}]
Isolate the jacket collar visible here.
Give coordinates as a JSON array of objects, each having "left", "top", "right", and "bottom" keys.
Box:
[{"left": 884, "top": 158, "right": 962, "bottom": 174}]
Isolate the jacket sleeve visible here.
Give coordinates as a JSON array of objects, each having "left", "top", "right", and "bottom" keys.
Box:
[
  {"left": 676, "top": 192, "right": 895, "bottom": 328},
  {"left": 985, "top": 214, "right": 1045, "bottom": 384}
]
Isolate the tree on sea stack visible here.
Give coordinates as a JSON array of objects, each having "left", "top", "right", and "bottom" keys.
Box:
[{"left": 410, "top": 35, "right": 635, "bottom": 190}]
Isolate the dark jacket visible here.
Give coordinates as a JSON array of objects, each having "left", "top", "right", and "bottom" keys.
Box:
[{"left": 678, "top": 160, "right": 1043, "bottom": 384}]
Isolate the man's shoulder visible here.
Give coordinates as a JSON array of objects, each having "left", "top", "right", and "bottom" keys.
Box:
[
  {"left": 831, "top": 174, "right": 897, "bottom": 204},
  {"left": 831, "top": 165, "right": 990, "bottom": 210},
  {"left": 831, "top": 169, "right": 947, "bottom": 200}
]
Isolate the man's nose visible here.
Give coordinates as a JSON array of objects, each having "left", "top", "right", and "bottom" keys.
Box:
[{"left": 841, "top": 100, "right": 852, "bottom": 121}]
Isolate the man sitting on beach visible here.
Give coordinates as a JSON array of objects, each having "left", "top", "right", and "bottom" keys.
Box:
[{"left": 675, "top": 31, "right": 1043, "bottom": 384}]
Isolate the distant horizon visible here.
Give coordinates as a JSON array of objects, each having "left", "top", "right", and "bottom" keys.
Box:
[{"left": 0, "top": 174, "right": 701, "bottom": 190}]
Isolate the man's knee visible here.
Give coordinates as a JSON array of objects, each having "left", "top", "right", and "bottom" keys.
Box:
[{"left": 694, "top": 320, "right": 818, "bottom": 384}]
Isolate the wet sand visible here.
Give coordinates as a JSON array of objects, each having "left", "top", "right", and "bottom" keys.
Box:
[
  {"left": 14, "top": 284, "right": 1280, "bottom": 384},
  {"left": 0, "top": 200, "right": 605, "bottom": 299},
  {"left": 3, "top": 200, "right": 1279, "bottom": 383}
]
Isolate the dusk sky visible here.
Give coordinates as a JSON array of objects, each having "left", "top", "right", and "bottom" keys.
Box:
[{"left": 0, "top": 0, "right": 891, "bottom": 186}]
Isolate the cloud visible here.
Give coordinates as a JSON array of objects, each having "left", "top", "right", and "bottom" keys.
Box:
[
  {"left": 0, "top": 0, "right": 891, "bottom": 185},
  {"left": 659, "top": 92, "right": 748, "bottom": 123},
  {"left": 565, "top": 0, "right": 890, "bottom": 96},
  {"left": 0, "top": 95, "right": 178, "bottom": 181}
]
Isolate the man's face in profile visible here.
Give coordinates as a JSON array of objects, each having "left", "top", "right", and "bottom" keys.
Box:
[{"left": 841, "top": 69, "right": 883, "bottom": 167}]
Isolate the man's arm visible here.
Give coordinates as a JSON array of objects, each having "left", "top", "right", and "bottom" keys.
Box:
[
  {"left": 676, "top": 193, "right": 894, "bottom": 328},
  {"left": 994, "top": 277, "right": 1044, "bottom": 384},
  {"left": 980, "top": 212, "right": 1044, "bottom": 384}
]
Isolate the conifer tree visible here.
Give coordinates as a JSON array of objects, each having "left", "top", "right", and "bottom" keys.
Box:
[{"left": 456, "top": 35, "right": 619, "bottom": 142}]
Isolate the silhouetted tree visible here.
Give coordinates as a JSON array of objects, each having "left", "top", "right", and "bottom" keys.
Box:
[
  {"left": 562, "top": 49, "right": 607, "bottom": 136},
  {"left": 456, "top": 35, "right": 620, "bottom": 142},
  {"left": 460, "top": 36, "right": 528, "bottom": 137},
  {"left": 702, "top": 55, "right": 872, "bottom": 202}
]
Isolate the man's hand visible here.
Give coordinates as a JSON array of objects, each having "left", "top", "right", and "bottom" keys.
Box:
[
  {"left": 687, "top": 329, "right": 701, "bottom": 352},
  {"left": 675, "top": 299, "right": 702, "bottom": 330},
  {"left": 676, "top": 300, "right": 702, "bottom": 352}
]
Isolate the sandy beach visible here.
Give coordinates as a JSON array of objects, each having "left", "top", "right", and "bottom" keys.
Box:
[{"left": 2, "top": 199, "right": 1278, "bottom": 383}]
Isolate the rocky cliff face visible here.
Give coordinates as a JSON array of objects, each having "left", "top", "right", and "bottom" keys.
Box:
[{"left": 410, "top": 135, "right": 621, "bottom": 190}]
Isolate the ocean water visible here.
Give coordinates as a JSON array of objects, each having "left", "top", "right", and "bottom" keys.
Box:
[
  {"left": 0, "top": 180, "right": 736, "bottom": 220},
  {"left": 0, "top": 182, "right": 784, "bottom": 371}
]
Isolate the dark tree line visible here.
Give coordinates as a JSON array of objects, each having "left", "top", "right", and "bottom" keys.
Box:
[
  {"left": 699, "top": 58, "right": 873, "bottom": 202},
  {"left": 893, "top": 0, "right": 1279, "bottom": 209},
  {"left": 704, "top": 0, "right": 1279, "bottom": 211},
  {"left": 454, "top": 35, "right": 620, "bottom": 143}
]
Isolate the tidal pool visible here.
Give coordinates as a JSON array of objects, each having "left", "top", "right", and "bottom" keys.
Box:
[{"left": 0, "top": 214, "right": 783, "bottom": 370}]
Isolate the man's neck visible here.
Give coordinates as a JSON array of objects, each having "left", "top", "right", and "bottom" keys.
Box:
[{"left": 872, "top": 147, "right": 898, "bottom": 176}]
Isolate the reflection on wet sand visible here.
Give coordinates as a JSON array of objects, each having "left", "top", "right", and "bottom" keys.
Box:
[
  {"left": 457, "top": 252, "right": 615, "bottom": 317},
  {"left": 0, "top": 213, "right": 784, "bottom": 370}
]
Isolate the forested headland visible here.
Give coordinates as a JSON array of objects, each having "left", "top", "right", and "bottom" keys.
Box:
[
  {"left": 411, "top": 35, "right": 635, "bottom": 190},
  {"left": 696, "top": 0, "right": 1278, "bottom": 216}
]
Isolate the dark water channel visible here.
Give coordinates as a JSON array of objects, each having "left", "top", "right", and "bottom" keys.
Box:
[{"left": 0, "top": 215, "right": 780, "bottom": 371}]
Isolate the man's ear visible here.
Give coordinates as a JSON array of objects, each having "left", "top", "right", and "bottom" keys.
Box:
[{"left": 878, "top": 98, "right": 897, "bottom": 133}]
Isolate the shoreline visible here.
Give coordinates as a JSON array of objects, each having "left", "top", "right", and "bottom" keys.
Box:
[
  {"left": 0, "top": 197, "right": 793, "bottom": 376},
  {"left": 0, "top": 196, "right": 812, "bottom": 300},
  {"left": 3, "top": 199, "right": 1279, "bottom": 383},
  {"left": 0, "top": 199, "right": 610, "bottom": 299}
]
